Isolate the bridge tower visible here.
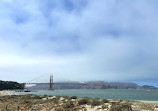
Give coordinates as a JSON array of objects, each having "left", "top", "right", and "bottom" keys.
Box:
[{"left": 50, "top": 75, "right": 53, "bottom": 90}]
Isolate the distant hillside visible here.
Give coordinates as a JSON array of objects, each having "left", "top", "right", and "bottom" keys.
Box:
[
  {"left": 0, "top": 80, "right": 24, "bottom": 90},
  {"left": 27, "top": 81, "right": 157, "bottom": 90},
  {"left": 142, "top": 85, "right": 157, "bottom": 89}
]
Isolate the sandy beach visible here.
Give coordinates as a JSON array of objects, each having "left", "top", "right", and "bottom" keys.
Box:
[
  {"left": 0, "top": 91, "right": 18, "bottom": 96},
  {"left": 138, "top": 100, "right": 158, "bottom": 105}
]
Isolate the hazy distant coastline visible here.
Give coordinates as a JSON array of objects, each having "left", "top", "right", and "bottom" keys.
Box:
[
  {"left": 0, "top": 80, "right": 157, "bottom": 91},
  {"left": 27, "top": 81, "right": 157, "bottom": 90}
]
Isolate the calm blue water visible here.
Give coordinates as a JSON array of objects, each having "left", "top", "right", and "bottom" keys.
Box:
[{"left": 17, "top": 89, "right": 158, "bottom": 101}]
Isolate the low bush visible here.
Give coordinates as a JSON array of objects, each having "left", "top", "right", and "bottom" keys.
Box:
[
  {"left": 32, "top": 95, "right": 43, "bottom": 99},
  {"left": 55, "top": 107, "right": 65, "bottom": 111},
  {"left": 102, "top": 104, "right": 109, "bottom": 109},
  {"left": 63, "top": 96, "right": 70, "bottom": 99},
  {"left": 110, "top": 103, "right": 132, "bottom": 111},
  {"left": 91, "top": 99, "right": 103, "bottom": 107},
  {"left": 43, "top": 94, "right": 48, "bottom": 97},
  {"left": 55, "top": 106, "right": 77, "bottom": 111},
  {"left": 78, "top": 98, "right": 90, "bottom": 105},
  {"left": 70, "top": 96, "right": 77, "bottom": 99},
  {"left": 64, "top": 101, "right": 74, "bottom": 108},
  {"left": 53, "top": 96, "right": 60, "bottom": 104},
  {"left": 139, "top": 103, "right": 153, "bottom": 110},
  {"left": 102, "top": 99, "right": 109, "bottom": 103}
]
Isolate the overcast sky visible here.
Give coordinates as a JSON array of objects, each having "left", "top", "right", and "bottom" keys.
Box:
[{"left": 0, "top": 0, "right": 158, "bottom": 86}]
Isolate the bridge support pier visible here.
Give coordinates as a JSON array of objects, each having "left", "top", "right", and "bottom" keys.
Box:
[{"left": 50, "top": 75, "right": 53, "bottom": 90}]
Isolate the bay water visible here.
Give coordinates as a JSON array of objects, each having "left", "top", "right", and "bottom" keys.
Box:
[{"left": 17, "top": 89, "right": 158, "bottom": 101}]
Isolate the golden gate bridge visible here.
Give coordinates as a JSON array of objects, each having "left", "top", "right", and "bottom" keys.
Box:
[{"left": 23, "top": 75, "right": 88, "bottom": 90}]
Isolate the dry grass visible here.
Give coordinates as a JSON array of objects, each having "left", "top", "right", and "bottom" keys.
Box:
[{"left": 0, "top": 95, "right": 155, "bottom": 111}]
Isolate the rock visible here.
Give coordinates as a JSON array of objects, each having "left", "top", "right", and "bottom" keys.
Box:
[
  {"left": 48, "top": 96, "right": 56, "bottom": 99},
  {"left": 154, "top": 108, "right": 158, "bottom": 111},
  {"left": 132, "top": 105, "right": 140, "bottom": 111},
  {"left": 60, "top": 97, "right": 64, "bottom": 101},
  {"left": 42, "top": 98, "right": 47, "bottom": 100}
]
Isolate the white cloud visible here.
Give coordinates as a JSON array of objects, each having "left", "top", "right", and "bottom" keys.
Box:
[{"left": 0, "top": 0, "right": 158, "bottom": 84}]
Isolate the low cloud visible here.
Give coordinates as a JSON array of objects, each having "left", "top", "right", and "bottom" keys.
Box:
[{"left": 0, "top": 0, "right": 158, "bottom": 85}]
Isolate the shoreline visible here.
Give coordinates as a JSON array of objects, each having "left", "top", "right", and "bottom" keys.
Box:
[
  {"left": 0, "top": 90, "right": 18, "bottom": 96},
  {"left": 137, "top": 100, "right": 158, "bottom": 105}
]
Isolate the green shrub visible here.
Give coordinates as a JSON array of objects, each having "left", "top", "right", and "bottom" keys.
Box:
[
  {"left": 32, "top": 95, "right": 43, "bottom": 99},
  {"left": 102, "top": 105, "right": 109, "bottom": 109},
  {"left": 53, "top": 96, "right": 60, "bottom": 104},
  {"left": 139, "top": 103, "right": 153, "bottom": 110},
  {"left": 78, "top": 98, "right": 90, "bottom": 105},
  {"left": 64, "top": 101, "right": 74, "bottom": 108},
  {"left": 22, "top": 94, "right": 34, "bottom": 99},
  {"left": 102, "top": 99, "right": 109, "bottom": 103},
  {"left": 119, "top": 99, "right": 123, "bottom": 102},
  {"left": 43, "top": 94, "right": 48, "bottom": 97},
  {"left": 23, "top": 100, "right": 33, "bottom": 108},
  {"left": 70, "top": 96, "right": 77, "bottom": 99},
  {"left": 55, "top": 107, "right": 76, "bottom": 111},
  {"left": 91, "top": 99, "right": 103, "bottom": 107},
  {"left": 55, "top": 107, "right": 65, "bottom": 111},
  {"left": 110, "top": 103, "right": 132, "bottom": 111},
  {"left": 63, "top": 96, "right": 70, "bottom": 99}
]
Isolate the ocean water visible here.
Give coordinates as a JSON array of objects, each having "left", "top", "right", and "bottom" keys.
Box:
[{"left": 17, "top": 89, "right": 158, "bottom": 101}]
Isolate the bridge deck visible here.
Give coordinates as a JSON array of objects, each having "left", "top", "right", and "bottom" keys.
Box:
[{"left": 23, "top": 83, "right": 88, "bottom": 85}]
